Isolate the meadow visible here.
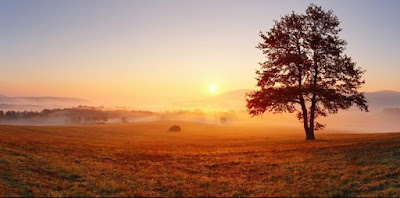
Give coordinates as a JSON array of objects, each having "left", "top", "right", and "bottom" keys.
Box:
[{"left": 1, "top": 121, "right": 400, "bottom": 197}]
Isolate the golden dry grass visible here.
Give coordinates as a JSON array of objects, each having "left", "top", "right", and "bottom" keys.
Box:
[{"left": 1, "top": 121, "right": 400, "bottom": 197}]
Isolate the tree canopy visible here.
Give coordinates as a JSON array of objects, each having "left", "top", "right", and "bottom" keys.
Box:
[{"left": 246, "top": 4, "right": 368, "bottom": 140}]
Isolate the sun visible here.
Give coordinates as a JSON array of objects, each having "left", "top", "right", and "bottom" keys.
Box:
[{"left": 209, "top": 84, "right": 216, "bottom": 93}]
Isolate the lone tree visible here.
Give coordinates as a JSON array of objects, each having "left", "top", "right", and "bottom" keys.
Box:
[{"left": 246, "top": 4, "right": 368, "bottom": 140}]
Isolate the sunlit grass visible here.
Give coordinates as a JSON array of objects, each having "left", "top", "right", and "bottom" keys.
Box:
[{"left": 1, "top": 121, "right": 400, "bottom": 196}]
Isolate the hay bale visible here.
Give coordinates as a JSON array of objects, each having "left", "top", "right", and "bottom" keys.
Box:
[{"left": 168, "top": 125, "right": 181, "bottom": 132}]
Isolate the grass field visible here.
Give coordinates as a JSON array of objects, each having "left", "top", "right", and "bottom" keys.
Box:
[{"left": 1, "top": 121, "right": 400, "bottom": 197}]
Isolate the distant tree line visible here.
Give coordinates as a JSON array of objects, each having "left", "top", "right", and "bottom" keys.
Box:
[
  {"left": 0, "top": 106, "right": 157, "bottom": 124},
  {"left": 0, "top": 110, "right": 42, "bottom": 120}
]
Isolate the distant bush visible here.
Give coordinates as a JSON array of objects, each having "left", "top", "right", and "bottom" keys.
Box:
[{"left": 168, "top": 125, "right": 181, "bottom": 132}]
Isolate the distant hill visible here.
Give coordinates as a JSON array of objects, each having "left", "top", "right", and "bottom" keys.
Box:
[
  {"left": 0, "top": 104, "right": 43, "bottom": 111},
  {"left": 0, "top": 95, "right": 90, "bottom": 110},
  {"left": 364, "top": 90, "right": 400, "bottom": 108},
  {"left": 173, "top": 89, "right": 400, "bottom": 110}
]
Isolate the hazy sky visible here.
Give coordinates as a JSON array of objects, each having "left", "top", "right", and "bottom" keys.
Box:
[{"left": 1, "top": 0, "right": 399, "bottom": 109}]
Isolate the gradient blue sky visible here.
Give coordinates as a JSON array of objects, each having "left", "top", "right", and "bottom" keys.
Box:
[{"left": 1, "top": 0, "right": 399, "bottom": 109}]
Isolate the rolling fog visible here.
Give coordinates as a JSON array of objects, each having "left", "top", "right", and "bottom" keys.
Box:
[
  {"left": 1, "top": 90, "right": 400, "bottom": 133},
  {"left": 1, "top": 107, "right": 400, "bottom": 134}
]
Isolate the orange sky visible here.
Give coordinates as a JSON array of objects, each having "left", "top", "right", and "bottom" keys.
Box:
[{"left": 1, "top": 0, "right": 400, "bottom": 110}]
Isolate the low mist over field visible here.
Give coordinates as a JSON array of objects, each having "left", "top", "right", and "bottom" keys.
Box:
[{"left": 2, "top": 90, "right": 400, "bottom": 133}]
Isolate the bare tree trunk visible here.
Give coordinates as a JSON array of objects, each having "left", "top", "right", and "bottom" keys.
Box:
[
  {"left": 307, "top": 51, "right": 318, "bottom": 141},
  {"left": 308, "top": 93, "right": 317, "bottom": 140},
  {"left": 306, "top": 128, "right": 315, "bottom": 140},
  {"left": 299, "top": 97, "right": 311, "bottom": 140}
]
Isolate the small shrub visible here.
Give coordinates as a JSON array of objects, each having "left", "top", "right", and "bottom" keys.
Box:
[{"left": 168, "top": 125, "right": 181, "bottom": 132}]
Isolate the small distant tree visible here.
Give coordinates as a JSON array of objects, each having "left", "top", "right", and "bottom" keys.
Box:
[
  {"left": 102, "top": 116, "right": 108, "bottom": 123},
  {"left": 5, "top": 111, "right": 17, "bottom": 119},
  {"left": 92, "top": 115, "right": 107, "bottom": 124},
  {"left": 121, "top": 116, "right": 128, "bottom": 123},
  {"left": 246, "top": 4, "right": 368, "bottom": 140},
  {"left": 220, "top": 117, "right": 228, "bottom": 125},
  {"left": 41, "top": 109, "right": 51, "bottom": 115}
]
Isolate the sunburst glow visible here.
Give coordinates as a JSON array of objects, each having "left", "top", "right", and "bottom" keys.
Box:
[{"left": 209, "top": 84, "right": 216, "bottom": 93}]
